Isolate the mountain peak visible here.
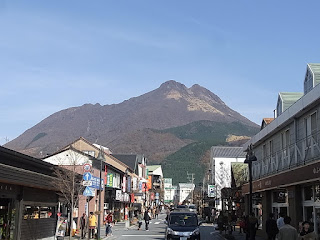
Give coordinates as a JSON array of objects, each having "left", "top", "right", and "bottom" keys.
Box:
[{"left": 159, "top": 80, "right": 187, "bottom": 91}]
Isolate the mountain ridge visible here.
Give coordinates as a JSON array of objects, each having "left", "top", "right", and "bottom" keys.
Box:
[{"left": 5, "top": 80, "right": 258, "bottom": 161}]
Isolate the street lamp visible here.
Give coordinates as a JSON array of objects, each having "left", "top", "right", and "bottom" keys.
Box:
[
  {"left": 244, "top": 144, "right": 257, "bottom": 215},
  {"left": 96, "top": 148, "right": 105, "bottom": 240}
]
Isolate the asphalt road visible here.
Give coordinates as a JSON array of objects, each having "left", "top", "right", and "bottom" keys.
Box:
[{"left": 105, "top": 213, "right": 226, "bottom": 240}]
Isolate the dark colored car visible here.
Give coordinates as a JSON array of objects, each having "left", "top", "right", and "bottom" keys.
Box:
[{"left": 165, "top": 211, "right": 201, "bottom": 240}]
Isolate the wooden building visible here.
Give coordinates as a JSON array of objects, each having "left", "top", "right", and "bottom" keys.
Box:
[{"left": 0, "top": 146, "right": 59, "bottom": 240}]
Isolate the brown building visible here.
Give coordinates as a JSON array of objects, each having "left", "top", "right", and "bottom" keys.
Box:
[{"left": 0, "top": 146, "right": 59, "bottom": 240}]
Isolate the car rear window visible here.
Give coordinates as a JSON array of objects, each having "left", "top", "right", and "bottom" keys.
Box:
[{"left": 169, "top": 213, "right": 197, "bottom": 226}]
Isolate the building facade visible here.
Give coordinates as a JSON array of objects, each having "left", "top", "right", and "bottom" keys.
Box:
[
  {"left": 0, "top": 146, "right": 59, "bottom": 240},
  {"left": 242, "top": 63, "right": 320, "bottom": 235},
  {"left": 210, "top": 147, "right": 246, "bottom": 211}
]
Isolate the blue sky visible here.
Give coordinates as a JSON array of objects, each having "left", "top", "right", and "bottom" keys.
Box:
[{"left": 1, "top": 0, "right": 320, "bottom": 145}]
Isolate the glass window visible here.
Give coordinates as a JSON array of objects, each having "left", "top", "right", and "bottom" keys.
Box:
[
  {"left": 304, "top": 186, "right": 314, "bottom": 201},
  {"left": 305, "top": 206, "right": 314, "bottom": 223},
  {"left": 315, "top": 185, "right": 320, "bottom": 202},
  {"left": 24, "top": 206, "right": 55, "bottom": 220}
]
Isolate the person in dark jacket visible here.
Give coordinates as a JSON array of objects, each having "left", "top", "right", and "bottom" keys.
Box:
[
  {"left": 248, "top": 212, "right": 258, "bottom": 240},
  {"left": 144, "top": 209, "right": 151, "bottom": 231},
  {"left": 266, "top": 213, "right": 279, "bottom": 240}
]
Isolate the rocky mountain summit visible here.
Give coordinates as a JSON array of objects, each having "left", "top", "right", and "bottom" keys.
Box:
[{"left": 5, "top": 80, "right": 258, "bottom": 164}]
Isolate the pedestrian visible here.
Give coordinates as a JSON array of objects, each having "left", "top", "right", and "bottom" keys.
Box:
[
  {"left": 266, "top": 213, "right": 279, "bottom": 240},
  {"left": 105, "top": 211, "right": 113, "bottom": 236},
  {"left": 152, "top": 207, "right": 156, "bottom": 219},
  {"left": 277, "top": 212, "right": 285, "bottom": 229},
  {"left": 88, "top": 212, "right": 97, "bottom": 239},
  {"left": 244, "top": 215, "right": 250, "bottom": 240},
  {"left": 155, "top": 207, "right": 159, "bottom": 219},
  {"left": 239, "top": 216, "right": 246, "bottom": 234},
  {"left": 299, "top": 221, "right": 317, "bottom": 240},
  {"left": 248, "top": 212, "right": 258, "bottom": 240},
  {"left": 278, "top": 216, "right": 298, "bottom": 240},
  {"left": 137, "top": 211, "right": 143, "bottom": 230},
  {"left": 144, "top": 209, "right": 151, "bottom": 231},
  {"left": 80, "top": 213, "right": 87, "bottom": 239}
]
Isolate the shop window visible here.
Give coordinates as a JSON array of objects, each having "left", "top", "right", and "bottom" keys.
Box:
[
  {"left": 315, "top": 185, "right": 320, "bottom": 202},
  {"left": 24, "top": 206, "right": 55, "bottom": 220},
  {"left": 304, "top": 186, "right": 314, "bottom": 201},
  {"left": 305, "top": 206, "right": 314, "bottom": 223}
]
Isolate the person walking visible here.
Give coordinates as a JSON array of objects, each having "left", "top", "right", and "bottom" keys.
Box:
[
  {"left": 80, "top": 213, "right": 87, "bottom": 239},
  {"left": 137, "top": 211, "right": 143, "bottom": 230},
  {"left": 105, "top": 211, "right": 113, "bottom": 236},
  {"left": 155, "top": 207, "right": 159, "bottom": 219},
  {"left": 299, "top": 221, "right": 317, "bottom": 240},
  {"left": 144, "top": 209, "right": 151, "bottom": 231},
  {"left": 248, "top": 212, "right": 258, "bottom": 240},
  {"left": 266, "top": 213, "right": 279, "bottom": 240},
  {"left": 88, "top": 212, "right": 97, "bottom": 239},
  {"left": 277, "top": 212, "right": 285, "bottom": 229},
  {"left": 278, "top": 216, "right": 298, "bottom": 240}
]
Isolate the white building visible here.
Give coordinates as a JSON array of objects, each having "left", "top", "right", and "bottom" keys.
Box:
[
  {"left": 178, "top": 183, "right": 195, "bottom": 204},
  {"left": 210, "top": 146, "right": 246, "bottom": 210},
  {"left": 164, "top": 178, "right": 178, "bottom": 204}
]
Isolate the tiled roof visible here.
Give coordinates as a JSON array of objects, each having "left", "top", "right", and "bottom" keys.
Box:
[
  {"left": 111, "top": 154, "right": 137, "bottom": 172},
  {"left": 261, "top": 118, "right": 274, "bottom": 130},
  {"left": 147, "top": 165, "right": 161, "bottom": 172},
  {"left": 279, "top": 92, "right": 303, "bottom": 112},
  {"left": 263, "top": 118, "right": 274, "bottom": 125},
  {"left": 308, "top": 63, "right": 320, "bottom": 86},
  {"left": 211, "top": 146, "right": 246, "bottom": 158}
]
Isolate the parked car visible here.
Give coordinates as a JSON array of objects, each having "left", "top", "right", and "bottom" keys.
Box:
[{"left": 165, "top": 211, "right": 201, "bottom": 240}]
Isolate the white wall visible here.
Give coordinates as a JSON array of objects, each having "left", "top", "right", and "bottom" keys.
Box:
[{"left": 214, "top": 157, "right": 245, "bottom": 210}]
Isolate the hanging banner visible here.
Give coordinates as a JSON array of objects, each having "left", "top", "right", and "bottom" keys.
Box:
[
  {"left": 146, "top": 176, "right": 152, "bottom": 190},
  {"left": 127, "top": 176, "right": 131, "bottom": 193}
]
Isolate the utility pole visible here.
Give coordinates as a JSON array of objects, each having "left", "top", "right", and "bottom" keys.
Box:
[{"left": 187, "top": 172, "right": 195, "bottom": 203}]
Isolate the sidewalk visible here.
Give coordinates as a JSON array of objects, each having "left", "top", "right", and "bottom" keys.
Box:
[{"left": 221, "top": 228, "right": 265, "bottom": 240}]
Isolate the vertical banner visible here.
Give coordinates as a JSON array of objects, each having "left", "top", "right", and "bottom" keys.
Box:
[
  {"left": 147, "top": 176, "right": 152, "bottom": 190},
  {"left": 104, "top": 165, "right": 107, "bottom": 186},
  {"left": 127, "top": 176, "right": 131, "bottom": 193},
  {"left": 122, "top": 175, "right": 126, "bottom": 192}
]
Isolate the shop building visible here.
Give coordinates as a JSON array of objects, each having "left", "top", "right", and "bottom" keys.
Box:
[
  {"left": 242, "top": 63, "right": 320, "bottom": 236},
  {"left": 0, "top": 146, "right": 59, "bottom": 240}
]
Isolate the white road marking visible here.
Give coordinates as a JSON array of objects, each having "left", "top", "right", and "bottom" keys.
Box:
[{"left": 154, "top": 222, "right": 160, "bottom": 225}]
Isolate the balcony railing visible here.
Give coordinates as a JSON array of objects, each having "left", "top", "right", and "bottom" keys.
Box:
[{"left": 252, "top": 132, "right": 320, "bottom": 180}]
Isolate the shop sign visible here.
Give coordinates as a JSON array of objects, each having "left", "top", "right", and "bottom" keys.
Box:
[
  {"left": 130, "top": 193, "right": 135, "bottom": 203},
  {"left": 106, "top": 173, "right": 113, "bottom": 187},
  {"left": 116, "top": 190, "right": 122, "bottom": 201},
  {"left": 132, "top": 177, "right": 138, "bottom": 191},
  {"left": 127, "top": 176, "right": 131, "bottom": 193},
  {"left": 208, "top": 185, "right": 215, "bottom": 198},
  {"left": 146, "top": 176, "right": 152, "bottom": 190},
  {"left": 122, "top": 176, "right": 126, "bottom": 192}
]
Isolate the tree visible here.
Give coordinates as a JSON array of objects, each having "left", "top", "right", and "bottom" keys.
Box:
[{"left": 50, "top": 148, "right": 88, "bottom": 239}]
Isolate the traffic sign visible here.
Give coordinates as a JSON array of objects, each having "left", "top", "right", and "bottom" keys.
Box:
[
  {"left": 83, "top": 163, "right": 91, "bottom": 172},
  {"left": 82, "top": 181, "right": 93, "bottom": 186},
  {"left": 91, "top": 176, "right": 104, "bottom": 190},
  {"left": 83, "top": 172, "right": 92, "bottom": 181},
  {"left": 83, "top": 186, "right": 95, "bottom": 197}
]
